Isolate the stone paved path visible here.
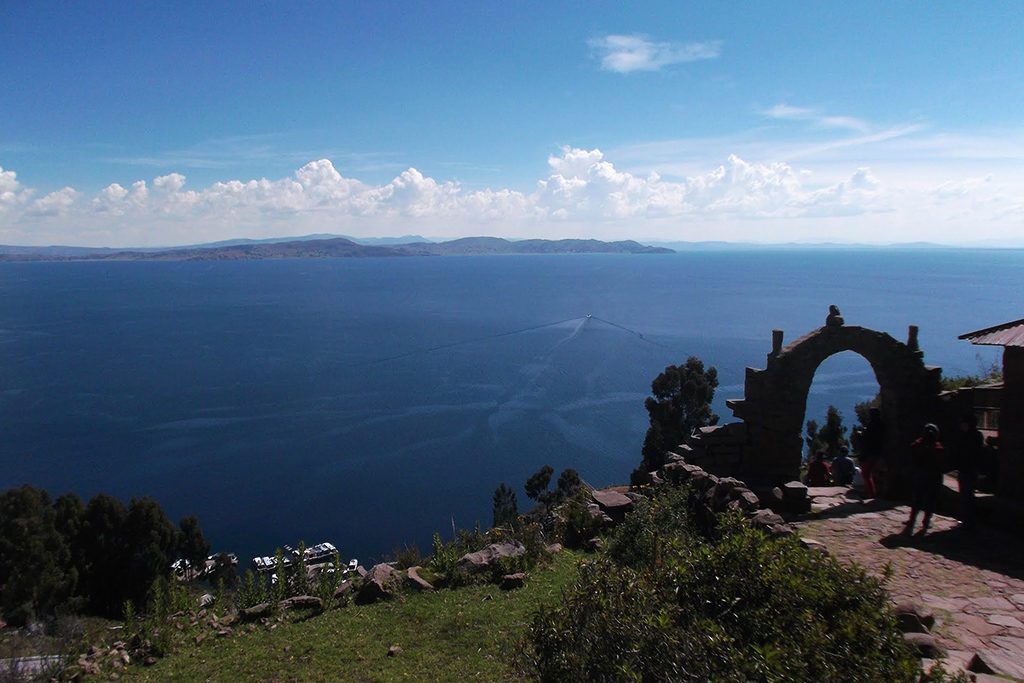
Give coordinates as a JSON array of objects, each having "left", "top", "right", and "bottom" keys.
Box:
[{"left": 794, "top": 497, "right": 1024, "bottom": 680}]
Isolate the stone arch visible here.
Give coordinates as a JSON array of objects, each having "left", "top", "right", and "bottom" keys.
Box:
[{"left": 726, "top": 320, "right": 942, "bottom": 494}]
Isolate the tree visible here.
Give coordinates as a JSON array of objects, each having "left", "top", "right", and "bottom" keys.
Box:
[
  {"left": 940, "top": 356, "right": 1001, "bottom": 391},
  {"left": 79, "top": 493, "right": 128, "bottom": 615},
  {"left": 854, "top": 394, "right": 881, "bottom": 428},
  {"left": 556, "top": 469, "right": 583, "bottom": 501},
  {"left": 806, "top": 406, "right": 849, "bottom": 458},
  {"left": 492, "top": 483, "right": 518, "bottom": 529},
  {"left": 641, "top": 358, "right": 719, "bottom": 471},
  {"left": 525, "top": 465, "right": 554, "bottom": 502},
  {"left": 0, "top": 486, "right": 75, "bottom": 625},
  {"left": 177, "top": 515, "right": 210, "bottom": 572},
  {"left": 805, "top": 419, "right": 821, "bottom": 456},
  {"left": 123, "top": 497, "right": 179, "bottom": 609}
]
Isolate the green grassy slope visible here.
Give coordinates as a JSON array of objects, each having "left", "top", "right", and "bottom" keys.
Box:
[{"left": 126, "top": 551, "right": 580, "bottom": 682}]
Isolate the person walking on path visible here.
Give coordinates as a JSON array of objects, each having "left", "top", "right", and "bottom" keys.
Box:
[
  {"left": 904, "top": 423, "right": 945, "bottom": 537},
  {"left": 855, "top": 407, "right": 884, "bottom": 498},
  {"left": 953, "top": 413, "right": 983, "bottom": 528}
]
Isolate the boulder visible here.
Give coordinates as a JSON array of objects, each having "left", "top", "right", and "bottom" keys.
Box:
[
  {"left": 592, "top": 489, "right": 634, "bottom": 519},
  {"left": 240, "top": 602, "right": 273, "bottom": 622},
  {"left": 632, "top": 469, "right": 657, "bottom": 486},
  {"left": 456, "top": 541, "right": 526, "bottom": 573},
  {"left": 902, "top": 632, "right": 945, "bottom": 659},
  {"left": 586, "top": 537, "right": 605, "bottom": 552},
  {"left": 333, "top": 580, "right": 352, "bottom": 600},
  {"left": 662, "top": 462, "right": 705, "bottom": 485},
  {"left": 781, "top": 481, "right": 808, "bottom": 500},
  {"left": 747, "top": 508, "right": 794, "bottom": 537},
  {"left": 500, "top": 572, "right": 526, "bottom": 590},
  {"left": 768, "top": 524, "right": 795, "bottom": 537},
  {"left": 691, "top": 471, "right": 719, "bottom": 492},
  {"left": 405, "top": 566, "right": 435, "bottom": 591},
  {"left": 387, "top": 644, "right": 402, "bottom": 657},
  {"left": 969, "top": 650, "right": 1024, "bottom": 681},
  {"left": 356, "top": 563, "right": 400, "bottom": 604},
  {"left": 355, "top": 565, "right": 367, "bottom": 578},
  {"left": 735, "top": 489, "right": 761, "bottom": 512},
  {"left": 279, "top": 595, "right": 323, "bottom": 611},
  {"left": 893, "top": 602, "right": 935, "bottom": 633},
  {"left": 799, "top": 537, "right": 828, "bottom": 553},
  {"left": 716, "top": 477, "right": 745, "bottom": 493},
  {"left": 545, "top": 543, "right": 563, "bottom": 554},
  {"left": 748, "top": 508, "right": 786, "bottom": 529}
]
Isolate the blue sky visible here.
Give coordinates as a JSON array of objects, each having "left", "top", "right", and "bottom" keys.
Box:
[{"left": 2, "top": 2, "right": 1022, "bottom": 246}]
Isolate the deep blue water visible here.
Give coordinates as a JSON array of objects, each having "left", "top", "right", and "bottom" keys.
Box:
[{"left": 1, "top": 250, "right": 1020, "bottom": 563}]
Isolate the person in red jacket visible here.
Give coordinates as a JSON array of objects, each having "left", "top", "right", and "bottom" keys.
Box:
[
  {"left": 804, "top": 451, "right": 832, "bottom": 486},
  {"left": 903, "top": 423, "right": 945, "bottom": 537}
]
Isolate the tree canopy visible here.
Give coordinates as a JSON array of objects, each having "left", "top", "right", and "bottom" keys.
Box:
[
  {"left": 0, "top": 485, "right": 211, "bottom": 623},
  {"left": 805, "top": 405, "right": 850, "bottom": 458},
  {"left": 491, "top": 483, "right": 518, "bottom": 529},
  {"left": 640, "top": 357, "right": 719, "bottom": 471}
]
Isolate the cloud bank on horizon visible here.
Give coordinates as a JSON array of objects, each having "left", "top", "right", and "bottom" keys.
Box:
[
  {"left": 2, "top": 4, "right": 1022, "bottom": 248},
  {"left": 2, "top": 143, "right": 1021, "bottom": 248}
]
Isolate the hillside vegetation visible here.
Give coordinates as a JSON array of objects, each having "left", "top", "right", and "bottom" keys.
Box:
[{"left": 126, "top": 550, "right": 580, "bottom": 682}]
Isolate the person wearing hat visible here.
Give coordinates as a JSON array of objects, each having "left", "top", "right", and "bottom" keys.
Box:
[{"left": 904, "top": 423, "right": 945, "bottom": 536}]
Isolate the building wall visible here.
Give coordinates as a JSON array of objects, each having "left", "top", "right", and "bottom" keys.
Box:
[{"left": 999, "top": 346, "right": 1024, "bottom": 499}]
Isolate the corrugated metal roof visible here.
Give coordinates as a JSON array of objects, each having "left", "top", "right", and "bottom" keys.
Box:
[{"left": 959, "top": 318, "right": 1024, "bottom": 347}]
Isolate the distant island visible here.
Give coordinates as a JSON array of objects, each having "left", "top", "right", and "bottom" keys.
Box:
[{"left": 0, "top": 236, "right": 673, "bottom": 261}]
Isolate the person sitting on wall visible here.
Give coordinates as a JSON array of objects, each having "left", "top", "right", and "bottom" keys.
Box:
[
  {"left": 825, "top": 304, "right": 844, "bottom": 327},
  {"left": 904, "top": 423, "right": 945, "bottom": 537},
  {"left": 805, "top": 451, "right": 833, "bottom": 486},
  {"left": 832, "top": 445, "right": 856, "bottom": 487}
]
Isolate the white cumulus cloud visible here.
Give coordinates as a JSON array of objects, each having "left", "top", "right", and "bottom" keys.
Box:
[
  {"left": 26, "top": 187, "right": 80, "bottom": 217},
  {"left": 0, "top": 166, "right": 33, "bottom": 212},
  {"left": 1, "top": 147, "right": 1020, "bottom": 246}
]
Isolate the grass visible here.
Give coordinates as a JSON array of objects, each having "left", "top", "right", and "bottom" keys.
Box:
[{"left": 125, "top": 550, "right": 580, "bottom": 682}]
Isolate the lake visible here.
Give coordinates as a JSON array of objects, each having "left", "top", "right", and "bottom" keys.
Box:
[{"left": 1, "top": 249, "right": 1020, "bottom": 563}]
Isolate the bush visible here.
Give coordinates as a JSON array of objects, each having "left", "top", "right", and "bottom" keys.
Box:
[
  {"left": 527, "top": 513, "right": 919, "bottom": 682},
  {"left": 606, "top": 484, "right": 695, "bottom": 569},
  {"left": 392, "top": 544, "right": 423, "bottom": 570},
  {"left": 559, "top": 491, "right": 604, "bottom": 550}
]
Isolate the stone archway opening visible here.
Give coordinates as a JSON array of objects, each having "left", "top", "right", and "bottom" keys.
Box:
[
  {"left": 803, "top": 351, "right": 881, "bottom": 461},
  {"left": 725, "top": 311, "right": 943, "bottom": 496}
]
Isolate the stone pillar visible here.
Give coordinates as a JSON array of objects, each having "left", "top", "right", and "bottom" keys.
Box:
[{"left": 771, "top": 329, "right": 784, "bottom": 356}]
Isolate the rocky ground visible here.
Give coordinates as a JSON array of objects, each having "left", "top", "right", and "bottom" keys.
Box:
[{"left": 795, "top": 488, "right": 1024, "bottom": 681}]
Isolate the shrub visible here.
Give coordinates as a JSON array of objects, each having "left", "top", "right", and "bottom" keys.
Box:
[
  {"left": 606, "top": 484, "right": 695, "bottom": 569},
  {"left": 527, "top": 513, "right": 919, "bottom": 682},
  {"left": 559, "top": 492, "right": 603, "bottom": 550},
  {"left": 392, "top": 543, "right": 423, "bottom": 570}
]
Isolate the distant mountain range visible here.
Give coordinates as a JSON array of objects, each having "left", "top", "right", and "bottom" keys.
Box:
[{"left": 0, "top": 236, "right": 672, "bottom": 261}]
